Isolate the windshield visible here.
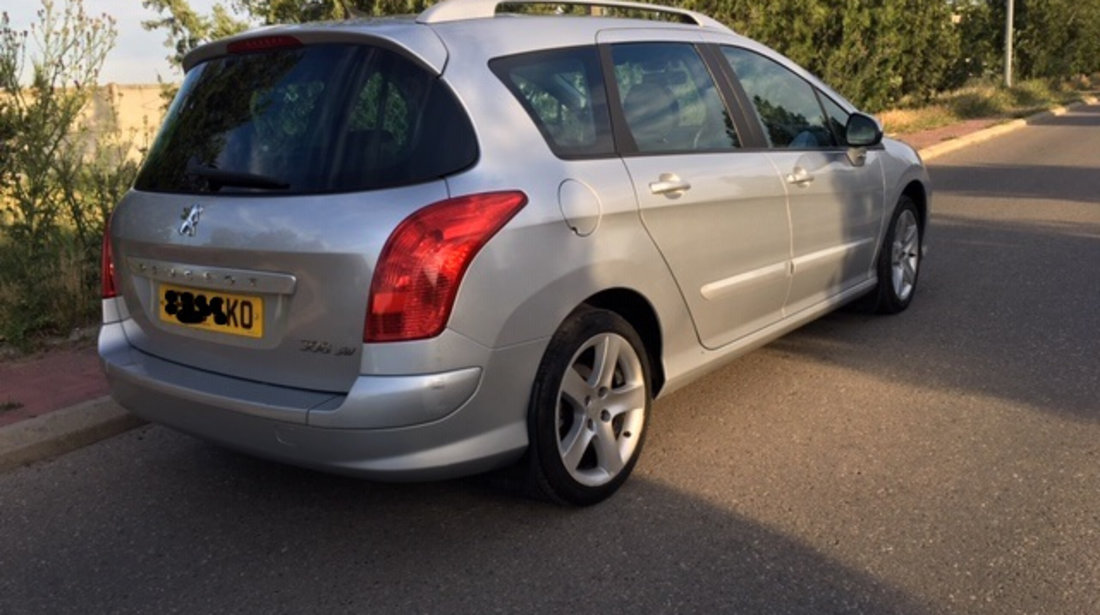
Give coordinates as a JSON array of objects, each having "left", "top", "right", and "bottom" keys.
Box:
[{"left": 134, "top": 43, "right": 477, "bottom": 195}]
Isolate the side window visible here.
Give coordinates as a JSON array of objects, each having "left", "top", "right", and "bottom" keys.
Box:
[
  {"left": 491, "top": 47, "right": 614, "bottom": 158},
  {"left": 610, "top": 42, "right": 740, "bottom": 153},
  {"left": 721, "top": 47, "right": 835, "bottom": 149},
  {"left": 819, "top": 93, "right": 850, "bottom": 146}
]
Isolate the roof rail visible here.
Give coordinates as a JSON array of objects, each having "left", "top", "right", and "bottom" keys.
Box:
[{"left": 417, "top": 0, "right": 733, "bottom": 32}]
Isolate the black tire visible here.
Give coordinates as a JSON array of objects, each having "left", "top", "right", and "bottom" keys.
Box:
[
  {"left": 864, "top": 195, "right": 923, "bottom": 314},
  {"left": 526, "top": 307, "right": 651, "bottom": 506}
]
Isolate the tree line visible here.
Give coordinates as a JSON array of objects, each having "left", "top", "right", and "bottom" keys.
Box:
[{"left": 142, "top": 0, "right": 1100, "bottom": 111}]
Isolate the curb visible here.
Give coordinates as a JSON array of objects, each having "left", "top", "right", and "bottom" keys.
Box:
[
  {"left": 0, "top": 396, "right": 145, "bottom": 473},
  {"left": 917, "top": 96, "right": 1099, "bottom": 161}
]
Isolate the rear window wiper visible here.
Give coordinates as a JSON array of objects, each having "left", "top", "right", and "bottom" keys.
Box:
[{"left": 185, "top": 164, "right": 290, "bottom": 191}]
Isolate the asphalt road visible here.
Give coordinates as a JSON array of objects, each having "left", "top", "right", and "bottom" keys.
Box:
[{"left": 2, "top": 106, "right": 1099, "bottom": 614}]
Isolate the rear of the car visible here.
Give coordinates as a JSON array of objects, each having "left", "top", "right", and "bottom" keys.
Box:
[{"left": 99, "top": 21, "right": 541, "bottom": 478}]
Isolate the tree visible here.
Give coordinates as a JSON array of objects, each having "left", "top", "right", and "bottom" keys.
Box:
[
  {"left": 1, "top": 1, "right": 115, "bottom": 246},
  {"left": 956, "top": 0, "right": 1100, "bottom": 82},
  {"left": 687, "top": 0, "right": 959, "bottom": 110},
  {"left": 1013, "top": 0, "right": 1100, "bottom": 79},
  {"left": 0, "top": 1, "right": 139, "bottom": 345},
  {"left": 141, "top": 0, "right": 252, "bottom": 68}
]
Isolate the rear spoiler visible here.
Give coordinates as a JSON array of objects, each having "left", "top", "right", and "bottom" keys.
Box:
[{"left": 182, "top": 20, "right": 448, "bottom": 75}]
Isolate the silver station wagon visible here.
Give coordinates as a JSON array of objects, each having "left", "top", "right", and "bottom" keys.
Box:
[{"left": 100, "top": 0, "right": 930, "bottom": 505}]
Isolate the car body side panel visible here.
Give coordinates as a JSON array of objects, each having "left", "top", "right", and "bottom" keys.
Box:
[
  {"left": 658, "top": 269, "right": 879, "bottom": 397},
  {"left": 624, "top": 152, "right": 793, "bottom": 349},
  {"left": 879, "top": 138, "right": 933, "bottom": 245},
  {"left": 771, "top": 149, "right": 885, "bottom": 315},
  {"left": 594, "top": 27, "right": 794, "bottom": 349},
  {"left": 881, "top": 139, "right": 931, "bottom": 204},
  {"left": 436, "top": 40, "right": 698, "bottom": 361}
]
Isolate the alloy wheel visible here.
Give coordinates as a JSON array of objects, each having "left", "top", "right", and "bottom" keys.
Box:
[
  {"left": 555, "top": 332, "right": 647, "bottom": 487},
  {"left": 890, "top": 209, "right": 920, "bottom": 303}
]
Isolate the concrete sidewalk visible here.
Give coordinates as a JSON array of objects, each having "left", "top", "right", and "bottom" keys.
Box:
[
  {"left": 0, "top": 344, "right": 107, "bottom": 428},
  {"left": 0, "top": 343, "right": 142, "bottom": 472},
  {"left": 0, "top": 97, "right": 1094, "bottom": 473}
]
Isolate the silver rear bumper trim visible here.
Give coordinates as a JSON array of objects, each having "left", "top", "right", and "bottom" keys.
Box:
[
  {"left": 309, "top": 367, "right": 481, "bottom": 429},
  {"left": 100, "top": 321, "right": 334, "bottom": 425},
  {"left": 98, "top": 320, "right": 523, "bottom": 480}
]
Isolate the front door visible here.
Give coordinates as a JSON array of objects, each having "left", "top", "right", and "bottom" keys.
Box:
[
  {"left": 602, "top": 35, "right": 793, "bottom": 349},
  {"left": 720, "top": 46, "right": 884, "bottom": 315}
]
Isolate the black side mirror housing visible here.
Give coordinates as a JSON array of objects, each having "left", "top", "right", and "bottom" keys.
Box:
[{"left": 846, "top": 112, "right": 883, "bottom": 147}]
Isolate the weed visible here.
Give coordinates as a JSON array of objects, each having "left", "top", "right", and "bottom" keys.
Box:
[{"left": 880, "top": 77, "right": 1095, "bottom": 135}]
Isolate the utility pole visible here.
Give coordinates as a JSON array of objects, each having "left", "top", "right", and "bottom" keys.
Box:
[{"left": 1004, "top": 0, "right": 1015, "bottom": 87}]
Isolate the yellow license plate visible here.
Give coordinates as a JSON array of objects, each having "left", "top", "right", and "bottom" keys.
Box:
[{"left": 158, "top": 283, "right": 264, "bottom": 338}]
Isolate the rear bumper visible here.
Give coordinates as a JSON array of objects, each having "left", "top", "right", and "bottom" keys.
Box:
[{"left": 99, "top": 316, "right": 542, "bottom": 481}]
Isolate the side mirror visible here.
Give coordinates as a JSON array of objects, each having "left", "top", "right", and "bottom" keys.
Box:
[{"left": 845, "top": 112, "right": 883, "bottom": 147}]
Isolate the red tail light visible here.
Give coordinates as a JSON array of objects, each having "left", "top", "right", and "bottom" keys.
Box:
[
  {"left": 365, "top": 191, "right": 528, "bottom": 343},
  {"left": 101, "top": 221, "right": 117, "bottom": 299},
  {"left": 227, "top": 35, "right": 302, "bottom": 54}
]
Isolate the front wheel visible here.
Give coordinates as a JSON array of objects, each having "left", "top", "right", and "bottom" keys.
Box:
[
  {"left": 527, "top": 307, "right": 651, "bottom": 506},
  {"left": 868, "top": 196, "right": 922, "bottom": 314}
]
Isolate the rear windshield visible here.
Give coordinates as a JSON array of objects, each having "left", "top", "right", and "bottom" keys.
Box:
[{"left": 135, "top": 43, "right": 478, "bottom": 195}]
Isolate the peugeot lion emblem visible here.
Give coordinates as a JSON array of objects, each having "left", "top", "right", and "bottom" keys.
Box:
[{"left": 179, "top": 204, "right": 203, "bottom": 237}]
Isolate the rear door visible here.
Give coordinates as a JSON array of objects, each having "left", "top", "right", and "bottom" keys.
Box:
[
  {"left": 599, "top": 30, "right": 792, "bottom": 350},
  {"left": 718, "top": 46, "right": 885, "bottom": 315},
  {"left": 112, "top": 39, "right": 478, "bottom": 392}
]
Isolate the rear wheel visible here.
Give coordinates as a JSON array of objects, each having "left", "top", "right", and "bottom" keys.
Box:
[
  {"left": 866, "top": 196, "right": 922, "bottom": 314},
  {"left": 527, "top": 307, "right": 651, "bottom": 506}
]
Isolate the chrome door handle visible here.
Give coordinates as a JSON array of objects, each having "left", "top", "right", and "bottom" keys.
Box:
[
  {"left": 786, "top": 167, "right": 814, "bottom": 186},
  {"left": 649, "top": 173, "right": 691, "bottom": 195}
]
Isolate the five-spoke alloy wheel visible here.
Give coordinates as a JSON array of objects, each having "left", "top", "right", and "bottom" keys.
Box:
[
  {"left": 527, "top": 307, "right": 651, "bottom": 505},
  {"left": 890, "top": 207, "right": 920, "bottom": 304},
  {"left": 870, "top": 195, "right": 923, "bottom": 314}
]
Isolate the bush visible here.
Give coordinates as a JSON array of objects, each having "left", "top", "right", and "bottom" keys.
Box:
[
  {"left": 942, "top": 83, "right": 1014, "bottom": 117},
  {"left": 0, "top": 1, "right": 139, "bottom": 349},
  {"left": 1008, "top": 79, "right": 1054, "bottom": 108}
]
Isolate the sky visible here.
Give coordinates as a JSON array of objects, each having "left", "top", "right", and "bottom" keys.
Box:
[{"left": 4, "top": 0, "right": 236, "bottom": 84}]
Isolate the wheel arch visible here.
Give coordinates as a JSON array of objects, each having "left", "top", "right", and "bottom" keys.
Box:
[
  {"left": 581, "top": 288, "right": 666, "bottom": 396},
  {"left": 901, "top": 179, "right": 929, "bottom": 231}
]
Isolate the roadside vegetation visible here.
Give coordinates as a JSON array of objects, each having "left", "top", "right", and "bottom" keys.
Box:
[
  {"left": 0, "top": 0, "right": 140, "bottom": 350},
  {"left": 2, "top": 0, "right": 1100, "bottom": 351},
  {"left": 880, "top": 75, "right": 1099, "bottom": 135}
]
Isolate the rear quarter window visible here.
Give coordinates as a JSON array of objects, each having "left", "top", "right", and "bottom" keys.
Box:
[
  {"left": 490, "top": 46, "right": 615, "bottom": 159},
  {"left": 135, "top": 43, "right": 478, "bottom": 195}
]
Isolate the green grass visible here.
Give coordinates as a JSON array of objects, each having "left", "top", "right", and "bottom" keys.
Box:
[{"left": 880, "top": 76, "right": 1098, "bottom": 135}]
